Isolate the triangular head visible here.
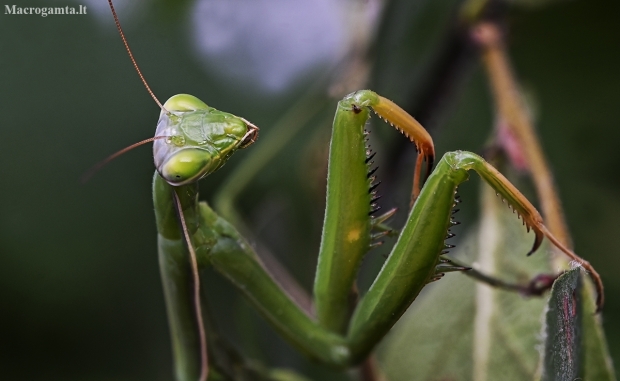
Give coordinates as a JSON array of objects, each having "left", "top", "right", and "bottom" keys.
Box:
[{"left": 154, "top": 94, "right": 259, "bottom": 186}]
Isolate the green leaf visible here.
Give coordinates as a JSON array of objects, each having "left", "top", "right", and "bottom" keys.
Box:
[
  {"left": 541, "top": 268, "right": 582, "bottom": 381},
  {"left": 579, "top": 280, "right": 616, "bottom": 381}
]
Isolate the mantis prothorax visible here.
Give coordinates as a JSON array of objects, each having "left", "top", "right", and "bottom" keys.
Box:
[{"left": 103, "top": 1, "right": 604, "bottom": 380}]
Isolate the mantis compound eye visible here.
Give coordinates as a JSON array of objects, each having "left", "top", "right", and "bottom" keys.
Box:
[{"left": 160, "top": 149, "right": 212, "bottom": 185}]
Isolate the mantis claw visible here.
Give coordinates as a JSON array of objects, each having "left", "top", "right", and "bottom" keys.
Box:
[{"left": 526, "top": 230, "right": 544, "bottom": 256}]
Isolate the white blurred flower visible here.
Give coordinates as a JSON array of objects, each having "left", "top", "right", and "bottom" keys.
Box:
[{"left": 191, "top": 0, "right": 347, "bottom": 92}]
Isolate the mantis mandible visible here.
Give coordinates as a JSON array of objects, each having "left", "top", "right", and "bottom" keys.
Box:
[{"left": 101, "top": 1, "right": 604, "bottom": 380}]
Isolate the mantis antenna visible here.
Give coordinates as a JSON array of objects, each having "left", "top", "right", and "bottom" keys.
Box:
[
  {"left": 105, "top": 1, "right": 209, "bottom": 378},
  {"left": 106, "top": 0, "right": 169, "bottom": 114},
  {"left": 83, "top": 1, "right": 173, "bottom": 181},
  {"left": 81, "top": 136, "right": 169, "bottom": 183}
]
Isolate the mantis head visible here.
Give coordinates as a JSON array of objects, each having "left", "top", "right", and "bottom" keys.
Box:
[{"left": 154, "top": 94, "right": 259, "bottom": 186}]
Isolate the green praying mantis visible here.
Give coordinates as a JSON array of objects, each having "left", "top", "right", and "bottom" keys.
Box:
[{"left": 100, "top": 1, "right": 605, "bottom": 380}]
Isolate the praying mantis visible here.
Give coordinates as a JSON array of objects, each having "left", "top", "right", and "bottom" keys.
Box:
[{"left": 101, "top": 1, "right": 605, "bottom": 380}]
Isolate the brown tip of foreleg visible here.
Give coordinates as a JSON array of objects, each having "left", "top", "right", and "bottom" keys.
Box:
[
  {"left": 411, "top": 154, "right": 424, "bottom": 207},
  {"left": 526, "top": 229, "right": 544, "bottom": 257},
  {"left": 539, "top": 225, "right": 605, "bottom": 312},
  {"left": 410, "top": 149, "right": 436, "bottom": 207},
  {"left": 370, "top": 96, "right": 436, "bottom": 207},
  {"left": 477, "top": 159, "right": 604, "bottom": 311}
]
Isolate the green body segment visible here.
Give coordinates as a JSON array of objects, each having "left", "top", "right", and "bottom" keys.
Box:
[
  {"left": 313, "top": 93, "right": 373, "bottom": 334},
  {"left": 154, "top": 174, "right": 207, "bottom": 381}
]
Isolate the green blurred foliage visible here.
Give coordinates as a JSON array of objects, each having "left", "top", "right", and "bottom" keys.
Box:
[{"left": 0, "top": 0, "right": 618, "bottom": 379}]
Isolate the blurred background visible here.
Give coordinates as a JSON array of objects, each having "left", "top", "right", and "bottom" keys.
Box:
[{"left": 0, "top": 0, "right": 618, "bottom": 379}]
